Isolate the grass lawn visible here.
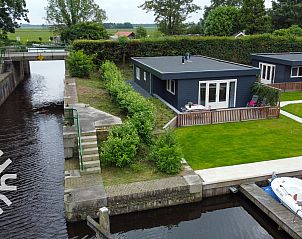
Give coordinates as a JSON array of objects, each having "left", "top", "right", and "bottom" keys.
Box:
[
  {"left": 101, "top": 160, "right": 170, "bottom": 186},
  {"left": 8, "top": 28, "right": 55, "bottom": 43},
  {"left": 281, "top": 91, "right": 302, "bottom": 101},
  {"left": 282, "top": 103, "right": 302, "bottom": 118},
  {"left": 175, "top": 116, "right": 302, "bottom": 170}
]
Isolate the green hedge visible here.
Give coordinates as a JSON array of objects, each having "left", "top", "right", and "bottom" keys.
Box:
[{"left": 73, "top": 34, "right": 302, "bottom": 65}]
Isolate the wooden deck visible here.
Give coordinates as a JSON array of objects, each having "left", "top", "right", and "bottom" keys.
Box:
[{"left": 240, "top": 183, "right": 302, "bottom": 239}]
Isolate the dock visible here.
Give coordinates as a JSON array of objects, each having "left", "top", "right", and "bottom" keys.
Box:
[{"left": 240, "top": 183, "right": 302, "bottom": 239}]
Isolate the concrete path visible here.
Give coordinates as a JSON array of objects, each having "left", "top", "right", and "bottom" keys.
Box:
[
  {"left": 195, "top": 156, "right": 302, "bottom": 184},
  {"left": 280, "top": 100, "right": 302, "bottom": 123}
]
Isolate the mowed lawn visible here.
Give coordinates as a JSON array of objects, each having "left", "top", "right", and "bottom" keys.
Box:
[
  {"left": 282, "top": 103, "right": 302, "bottom": 118},
  {"left": 281, "top": 91, "right": 302, "bottom": 101},
  {"left": 175, "top": 116, "right": 302, "bottom": 170}
]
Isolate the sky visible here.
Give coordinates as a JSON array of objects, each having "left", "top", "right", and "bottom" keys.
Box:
[{"left": 25, "top": 0, "right": 272, "bottom": 25}]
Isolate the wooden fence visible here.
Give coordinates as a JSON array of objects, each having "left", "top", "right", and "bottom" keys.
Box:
[
  {"left": 176, "top": 106, "right": 280, "bottom": 127},
  {"left": 269, "top": 82, "right": 302, "bottom": 92}
]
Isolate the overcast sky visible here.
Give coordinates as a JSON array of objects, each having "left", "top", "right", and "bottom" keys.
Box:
[{"left": 25, "top": 0, "right": 272, "bottom": 25}]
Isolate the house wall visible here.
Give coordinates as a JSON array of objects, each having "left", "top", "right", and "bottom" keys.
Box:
[
  {"left": 252, "top": 59, "right": 302, "bottom": 83},
  {"left": 153, "top": 75, "right": 178, "bottom": 108},
  {"left": 177, "top": 76, "right": 256, "bottom": 110},
  {"left": 133, "top": 65, "right": 152, "bottom": 94}
]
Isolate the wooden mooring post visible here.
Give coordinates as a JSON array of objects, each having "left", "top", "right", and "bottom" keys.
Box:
[{"left": 87, "top": 207, "right": 113, "bottom": 239}]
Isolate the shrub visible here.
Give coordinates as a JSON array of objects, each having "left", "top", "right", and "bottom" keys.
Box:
[
  {"left": 273, "top": 25, "right": 302, "bottom": 38},
  {"left": 251, "top": 82, "right": 280, "bottom": 106},
  {"left": 101, "top": 121, "right": 140, "bottom": 167},
  {"left": 150, "top": 130, "right": 182, "bottom": 174},
  {"left": 67, "top": 50, "right": 94, "bottom": 78}
]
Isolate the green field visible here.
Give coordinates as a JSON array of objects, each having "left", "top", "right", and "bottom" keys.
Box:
[
  {"left": 176, "top": 116, "right": 302, "bottom": 170},
  {"left": 8, "top": 28, "right": 56, "bottom": 43}
]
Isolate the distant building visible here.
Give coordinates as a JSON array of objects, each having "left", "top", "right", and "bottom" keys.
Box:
[
  {"left": 234, "top": 31, "right": 246, "bottom": 38},
  {"left": 111, "top": 31, "right": 136, "bottom": 40}
]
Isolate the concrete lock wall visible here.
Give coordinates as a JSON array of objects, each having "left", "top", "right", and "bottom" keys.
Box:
[{"left": 0, "top": 60, "right": 30, "bottom": 107}]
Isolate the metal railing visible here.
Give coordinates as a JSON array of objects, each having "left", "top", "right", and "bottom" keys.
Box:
[{"left": 64, "top": 108, "right": 84, "bottom": 171}]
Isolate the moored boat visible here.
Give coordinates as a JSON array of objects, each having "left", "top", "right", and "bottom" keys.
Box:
[{"left": 271, "top": 177, "right": 302, "bottom": 219}]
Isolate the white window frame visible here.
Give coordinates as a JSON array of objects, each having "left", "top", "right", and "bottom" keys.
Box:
[
  {"left": 136, "top": 67, "right": 140, "bottom": 80},
  {"left": 166, "top": 80, "right": 175, "bottom": 95},
  {"left": 144, "top": 71, "right": 147, "bottom": 81},
  {"left": 259, "top": 62, "right": 276, "bottom": 84},
  {"left": 291, "top": 66, "right": 302, "bottom": 78}
]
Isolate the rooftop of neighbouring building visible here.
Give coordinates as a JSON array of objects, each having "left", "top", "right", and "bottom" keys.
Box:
[
  {"left": 251, "top": 52, "right": 302, "bottom": 66},
  {"left": 114, "top": 31, "right": 135, "bottom": 37},
  {"left": 132, "top": 55, "right": 259, "bottom": 80}
]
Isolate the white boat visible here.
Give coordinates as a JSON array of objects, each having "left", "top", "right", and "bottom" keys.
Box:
[{"left": 271, "top": 177, "right": 302, "bottom": 219}]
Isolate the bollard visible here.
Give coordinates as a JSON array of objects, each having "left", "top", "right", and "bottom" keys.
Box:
[{"left": 99, "top": 207, "right": 110, "bottom": 234}]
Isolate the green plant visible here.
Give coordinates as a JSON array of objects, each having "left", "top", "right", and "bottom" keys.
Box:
[
  {"left": 136, "top": 26, "right": 148, "bottom": 38},
  {"left": 150, "top": 130, "right": 182, "bottom": 174},
  {"left": 67, "top": 50, "right": 94, "bottom": 78},
  {"left": 251, "top": 82, "right": 280, "bottom": 106},
  {"left": 101, "top": 121, "right": 140, "bottom": 167}
]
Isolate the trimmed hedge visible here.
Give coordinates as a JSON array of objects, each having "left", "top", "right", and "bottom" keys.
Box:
[{"left": 73, "top": 34, "right": 302, "bottom": 65}]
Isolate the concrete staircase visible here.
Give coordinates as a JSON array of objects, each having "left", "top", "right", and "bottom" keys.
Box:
[{"left": 81, "top": 131, "right": 101, "bottom": 174}]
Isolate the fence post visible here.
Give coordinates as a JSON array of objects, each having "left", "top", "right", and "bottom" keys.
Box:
[{"left": 239, "top": 109, "right": 242, "bottom": 122}]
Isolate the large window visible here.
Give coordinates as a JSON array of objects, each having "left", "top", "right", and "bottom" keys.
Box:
[
  {"left": 291, "top": 66, "right": 302, "bottom": 78},
  {"left": 166, "top": 80, "right": 175, "bottom": 95},
  {"left": 136, "top": 67, "right": 140, "bottom": 80},
  {"left": 259, "top": 62, "right": 276, "bottom": 84}
]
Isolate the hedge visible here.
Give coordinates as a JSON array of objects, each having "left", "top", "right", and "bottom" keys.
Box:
[{"left": 72, "top": 34, "right": 302, "bottom": 65}]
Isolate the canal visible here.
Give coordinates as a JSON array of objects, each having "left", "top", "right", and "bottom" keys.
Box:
[{"left": 0, "top": 61, "right": 292, "bottom": 239}]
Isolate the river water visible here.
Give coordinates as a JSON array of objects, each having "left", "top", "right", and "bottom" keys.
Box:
[{"left": 0, "top": 61, "right": 292, "bottom": 239}]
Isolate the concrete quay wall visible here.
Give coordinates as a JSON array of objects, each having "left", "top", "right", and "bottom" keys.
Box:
[{"left": 0, "top": 60, "right": 30, "bottom": 107}]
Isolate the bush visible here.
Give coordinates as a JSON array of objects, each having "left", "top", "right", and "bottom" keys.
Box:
[
  {"left": 150, "top": 130, "right": 182, "bottom": 174},
  {"left": 101, "top": 121, "right": 140, "bottom": 167},
  {"left": 67, "top": 50, "right": 94, "bottom": 78},
  {"left": 72, "top": 34, "right": 302, "bottom": 65},
  {"left": 61, "top": 22, "right": 108, "bottom": 42},
  {"left": 251, "top": 82, "right": 280, "bottom": 106},
  {"left": 273, "top": 25, "right": 302, "bottom": 38}
]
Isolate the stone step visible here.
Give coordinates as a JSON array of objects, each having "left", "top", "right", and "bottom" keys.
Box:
[
  {"left": 82, "top": 141, "right": 97, "bottom": 149},
  {"left": 82, "top": 154, "right": 99, "bottom": 162},
  {"left": 83, "top": 160, "right": 100, "bottom": 169},
  {"left": 81, "top": 131, "right": 96, "bottom": 137},
  {"left": 81, "top": 135, "right": 97, "bottom": 143},
  {"left": 81, "top": 167, "right": 101, "bottom": 175},
  {"left": 82, "top": 147, "right": 99, "bottom": 155}
]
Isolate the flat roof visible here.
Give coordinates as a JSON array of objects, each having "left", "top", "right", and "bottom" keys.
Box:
[
  {"left": 251, "top": 53, "right": 302, "bottom": 66},
  {"left": 132, "top": 56, "right": 259, "bottom": 80}
]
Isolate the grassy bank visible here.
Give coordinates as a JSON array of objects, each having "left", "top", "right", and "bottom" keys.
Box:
[
  {"left": 176, "top": 116, "right": 302, "bottom": 170},
  {"left": 8, "top": 28, "right": 55, "bottom": 43}
]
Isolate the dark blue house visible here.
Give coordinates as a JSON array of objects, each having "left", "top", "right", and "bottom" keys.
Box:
[
  {"left": 131, "top": 56, "right": 259, "bottom": 111},
  {"left": 251, "top": 53, "right": 302, "bottom": 85}
]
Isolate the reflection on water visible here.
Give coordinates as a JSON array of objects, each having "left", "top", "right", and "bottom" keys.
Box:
[
  {"left": 0, "top": 61, "right": 67, "bottom": 239},
  {"left": 68, "top": 194, "right": 291, "bottom": 239}
]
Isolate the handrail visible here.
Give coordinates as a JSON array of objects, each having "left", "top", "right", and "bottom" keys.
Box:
[{"left": 64, "top": 108, "right": 84, "bottom": 171}]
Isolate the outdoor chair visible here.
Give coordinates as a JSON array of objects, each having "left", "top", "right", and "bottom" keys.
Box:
[
  {"left": 259, "top": 97, "right": 267, "bottom": 107},
  {"left": 247, "top": 95, "right": 259, "bottom": 107}
]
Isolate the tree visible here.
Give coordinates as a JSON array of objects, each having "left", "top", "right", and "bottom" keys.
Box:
[
  {"left": 203, "top": 0, "right": 242, "bottom": 20},
  {"left": 270, "top": 0, "right": 302, "bottom": 30},
  {"left": 240, "top": 0, "right": 271, "bottom": 34},
  {"left": 60, "top": 22, "right": 108, "bottom": 42},
  {"left": 46, "top": 0, "right": 107, "bottom": 28},
  {"left": 273, "top": 25, "right": 302, "bottom": 37},
  {"left": 139, "top": 0, "right": 201, "bottom": 35},
  {"left": 0, "top": 0, "right": 29, "bottom": 35},
  {"left": 136, "top": 26, "right": 147, "bottom": 38},
  {"left": 186, "top": 21, "right": 204, "bottom": 35},
  {"left": 204, "top": 6, "right": 240, "bottom": 36}
]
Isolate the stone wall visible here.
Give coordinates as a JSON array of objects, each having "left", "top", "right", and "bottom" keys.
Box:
[{"left": 0, "top": 60, "right": 30, "bottom": 107}]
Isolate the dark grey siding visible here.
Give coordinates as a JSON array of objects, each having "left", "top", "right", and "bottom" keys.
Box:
[
  {"left": 133, "top": 65, "right": 152, "bottom": 93},
  {"left": 153, "top": 76, "right": 178, "bottom": 108},
  {"left": 176, "top": 76, "right": 256, "bottom": 110},
  {"left": 252, "top": 59, "right": 302, "bottom": 83}
]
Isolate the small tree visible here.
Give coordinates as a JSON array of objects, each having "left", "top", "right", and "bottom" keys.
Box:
[
  {"left": 204, "top": 6, "right": 241, "bottom": 36},
  {"left": 136, "top": 26, "right": 147, "bottom": 38},
  {"left": 273, "top": 25, "right": 302, "bottom": 37},
  {"left": 60, "top": 22, "right": 108, "bottom": 42}
]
